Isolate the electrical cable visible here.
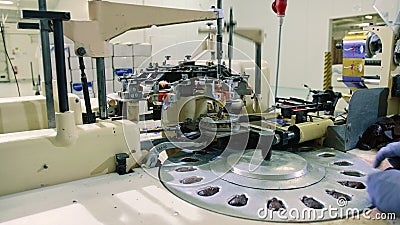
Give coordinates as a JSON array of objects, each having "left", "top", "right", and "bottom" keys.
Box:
[{"left": 0, "top": 22, "right": 21, "bottom": 96}]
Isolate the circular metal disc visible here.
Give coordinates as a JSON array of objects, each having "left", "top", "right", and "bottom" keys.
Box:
[
  {"left": 228, "top": 151, "right": 309, "bottom": 180},
  {"left": 210, "top": 150, "right": 325, "bottom": 190},
  {"left": 159, "top": 148, "right": 378, "bottom": 222}
]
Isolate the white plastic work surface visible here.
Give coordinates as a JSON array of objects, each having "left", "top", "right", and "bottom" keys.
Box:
[{"left": 0, "top": 163, "right": 394, "bottom": 225}]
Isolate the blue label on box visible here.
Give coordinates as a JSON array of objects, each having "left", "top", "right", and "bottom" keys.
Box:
[
  {"left": 343, "top": 40, "right": 366, "bottom": 59},
  {"left": 115, "top": 68, "right": 133, "bottom": 77},
  {"left": 72, "top": 83, "right": 83, "bottom": 92},
  {"left": 72, "top": 82, "right": 93, "bottom": 92}
]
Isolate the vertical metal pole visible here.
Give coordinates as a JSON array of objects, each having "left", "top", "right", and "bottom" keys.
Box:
[
  {"left": 255, "top": 43, "right": 262, "bottom": 95},
  {"left": 274, "top": 23, "right": 283, "bottom": 100},
  {"left": 38, "top": 0, "right": 56, "bottom": 128},
  {"left": 228, "top": 7, "right": 233, "bottom": 73},
  {"left": 216, "top": 0, "right": 223, "bottom": 79},
  {"left": 96, "top": 57, "right": 107, "bottom": 119},
  {"left": 53, "top": 19, "right": 69, "bottom": 113}
]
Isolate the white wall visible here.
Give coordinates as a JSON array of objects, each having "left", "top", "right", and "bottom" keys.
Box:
[
  {"left": 54, "top": 0, "right": 377, "bottom": 91},
  {"left": 3, "top": 23, "right": 40, "bottom": 81},
  {"left": 222, "top": 0, "right": 376, "bottom": 90}
]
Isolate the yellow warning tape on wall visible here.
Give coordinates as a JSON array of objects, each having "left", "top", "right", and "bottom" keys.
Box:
[{"left": 324, "top": 52, "right": 332, "bottom": 91}]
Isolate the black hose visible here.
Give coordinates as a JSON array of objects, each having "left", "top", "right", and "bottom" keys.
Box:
[{"left": 0, "top": 22, "right": 21, "bottom": 96}]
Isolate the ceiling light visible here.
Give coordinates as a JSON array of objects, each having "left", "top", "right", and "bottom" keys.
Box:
[
  {"left": 365, "top": 15, "right": 373, "bottom": 19},
  {"left": 358, "top": 22, "right": 371, "bottom": 27}
]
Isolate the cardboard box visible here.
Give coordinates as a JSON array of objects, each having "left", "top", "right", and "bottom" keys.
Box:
[
  {"left": 69, "top": 56, "right": 93, "bottom": 70},
  {"left": 113, "top": 44, "right": 133, "bottom": 57},
  {"left": 113, "top": 56, "right": 134, "bottom": 68},
  {"left": 70, "top": 69, "right": 94, "bottom": 83},
  {"left": 132, "top": 43, "right": 152, "bottom": 57},
  {"left": 134, "top": 56, "right": 150, "bottom": 68},
  {"left": 114, "top": 80, "right": 123, "bottom": 91},
  {"left": 71, "top": 82, "right": 95, "bottom": 98}
]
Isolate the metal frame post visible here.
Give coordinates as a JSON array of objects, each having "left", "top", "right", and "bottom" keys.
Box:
[
  {"left": 255, "top": 43, "right": 262, "bottom": 95},
  {"left": 52, "top": 20, "right": 69, "bottom": 112},
  {"left": 21, "top": 10, "right": 71, "bottom": 113},
  {"left": 96, "top": 57, "right": 107, "bottom": 119},
  {"left": 38, "top": 0, "right": 56, "bottom": 128},
  {"left": 216, "top": 0, "right": 223, "bottom": 79}
]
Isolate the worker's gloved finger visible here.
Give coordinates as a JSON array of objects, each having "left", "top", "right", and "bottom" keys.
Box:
[
  {"left": 388, "top": 157, "right": 400, "bottom": 169},
  {"left": 367, "top": 170, "right": 400, "bottom": 214},
  {"left": 373, "top": 142, "right": 400, "bottom": 168}
]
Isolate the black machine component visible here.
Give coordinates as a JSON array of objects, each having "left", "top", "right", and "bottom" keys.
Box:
[
  {"left": 395, "top": 39, "right": 400, "bottom": 66},
  {"left": 152, "top": 105, "right": 162, "bottom": 120},
  {"left": 115, "top": 153, "right": 130, "bottom": 175},
  {"left": 77, "top": 47, "right": 96, "bottom": 124},
  {"left": 391, "top": 74, "right": 400, "bottom": 97},
  {"left": 136, "top": 62, "right": 248, "bottom": 86},
  {"left": 311, "top": 89, "right": 341, "bottom": 115},
  {"left": 272, "top": 129, "right": 296, "bottom": 149},
  {"left": 17, "top": 22, "right": 40, "bottom": 30},
  {"left": 20, "top": 10, "right": 71, "bottom": 113},
  {"left": 275, "top": 89, "right": 341, "bottom": 123},
  {"left": 114, "top": 62, "right": 252, "bottom": 121},
  {"left": 366, "top": 32, "right": 382, "bottom": 59}
]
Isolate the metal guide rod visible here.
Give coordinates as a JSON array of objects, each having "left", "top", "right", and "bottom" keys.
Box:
[
  {"left": 255, "top": 43, "right": 262, "bottom": 95},
  {"left": 38, "top": 0, "right": 56, "bottom": 128},
  {"left": 53, "top": 20, "right": 69, "bottom": 113},
  {"left": 228, "top": 7, "right": 233, "bottom": 72},
  {"left": 216, "top": 0, "right": 223, "bottom": 79},
  {"left": 274, "top": 23, "right": 283, "bottom": 100},
  {"left": 96, "top": 57, "right": 107, "bottom": 119}
]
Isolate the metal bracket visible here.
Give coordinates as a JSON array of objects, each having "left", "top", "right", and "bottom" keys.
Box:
[
  {"left": 21, "top": 10, "right": 70, "bottom": 21},
  {"left": 21, "top": 9, "right": 71, "bottom": 113},
  {"left": 17, "top": 22, "right": 39, "bottom": 30}
]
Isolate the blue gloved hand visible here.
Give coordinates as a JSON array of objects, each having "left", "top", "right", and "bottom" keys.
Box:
[
  {"left": 367, "top": 169, "right": 400, "bottom": 214},
  {"left": 373, "top": 142, "right": 400, "bottom": 169}
]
